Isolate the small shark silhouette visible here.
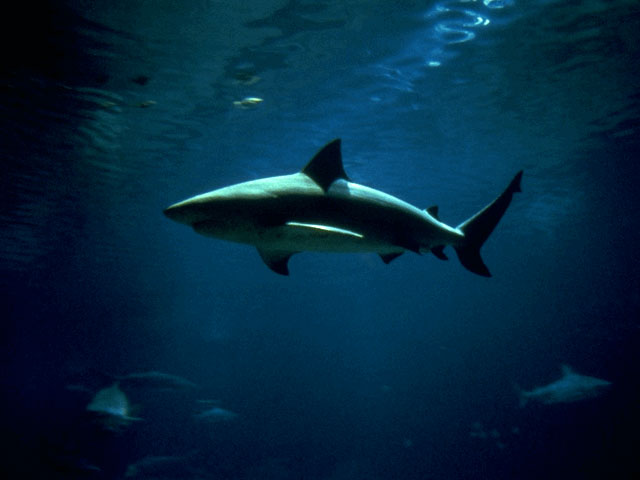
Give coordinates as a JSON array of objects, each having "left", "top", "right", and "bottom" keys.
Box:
[
  {"left": 86, "top": 382, "right": 142, "bottom": 431},
  {"left": 193, "top": 405, "right": 238, "bottom": 423},
  {"left": 165, "top": 139, "right": 522, "bottom": 275},
  {"left": 117, "top": 371, "right": 198, "bottom": 391},
  {"left": 517, "top": 365, "right": 611, "bottom": 407}
]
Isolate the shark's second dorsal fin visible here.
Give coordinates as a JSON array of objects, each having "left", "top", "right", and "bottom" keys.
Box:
[
  {"left": 426, "top": 205, "right": 439, "bottom": 220},
  {"left": 302, "top": 139, "right": 349, "bottom": 192}
]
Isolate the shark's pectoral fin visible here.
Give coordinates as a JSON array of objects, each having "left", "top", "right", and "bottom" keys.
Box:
[
  {"left": 430, "top": 245, "right": 448, "bottom": 260},
  {"left": 380, "top": 252, "right": 404, "bottom": 264},
  {"left": 257, "top": 248, "right": 296, "bottom": 276},
  {"left": 285, "top": 222, "right": 363, "bottom": 239},
  {"left": 301, "top": 139, "right": 349, "bottom": 191}
]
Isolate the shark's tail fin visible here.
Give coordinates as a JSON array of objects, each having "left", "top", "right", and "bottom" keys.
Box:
[{"left": 454, "top": 171, "right": 523, "bottom": 277}]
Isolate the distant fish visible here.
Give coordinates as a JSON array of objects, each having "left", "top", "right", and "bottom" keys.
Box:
[
  {"left": 86, "top": 382, "right": 142, "bottom": 431},
  {"left": 233, "top": 96, "right": 263, "bottom": 108},
  {"left": 518, "top": 365, "right": 611, "bottom": 407},
  {"left": 117, "top": 370, "right": 198, "bottom": 391},
  {"left": 193, "top": 405, "right": 238, "bottom": 423},
  {"left": 48, "top": 454, "right": 102, "bottom": 477}
]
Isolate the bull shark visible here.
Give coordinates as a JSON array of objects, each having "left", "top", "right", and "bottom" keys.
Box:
[
  {"left": 164, "top": 139, "right": 522, "bottom": 276},
  {"left": 517, "top": 365, "right": 612, "bottom": 407}
]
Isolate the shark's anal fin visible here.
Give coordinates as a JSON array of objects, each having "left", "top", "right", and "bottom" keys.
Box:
[
  {"left": 257, "top": 248, "right": 296, "bottom": 276},
  {"left": 301, "top": 139, "right": 349, "bottom": 192},
  {"left": 380, "top": 252, "right": 403, "bottom": 264}
]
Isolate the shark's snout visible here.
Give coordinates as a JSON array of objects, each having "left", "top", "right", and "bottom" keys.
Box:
[
  {"left": 163, "top": 203, "right": 185, "bottom": 223},
  {"left": 163, "top": 200, "right": 202, "bottom": 225},
  {"left": 164, "top": 195, "right": 225, "bottom": 226}
]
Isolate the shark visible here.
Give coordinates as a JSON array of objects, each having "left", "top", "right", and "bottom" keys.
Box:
[
  {"left": 164, "top": 139, "right": 522, "bottom": 276},
  {"left": 517, "top": 365, "right": 612, "bottom": 407}
]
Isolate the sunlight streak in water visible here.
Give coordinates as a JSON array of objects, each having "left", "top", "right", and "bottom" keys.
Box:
[{"left": 431, "top": 4, "right": 490, "bottom": 45}]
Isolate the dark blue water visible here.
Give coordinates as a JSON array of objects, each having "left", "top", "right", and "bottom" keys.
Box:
[{"left": 2, "top": 1, "right": 639, "bottom": 478}]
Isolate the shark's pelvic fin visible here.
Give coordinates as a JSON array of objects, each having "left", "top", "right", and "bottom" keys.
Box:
[
  {"left": 380, "top": 252, "right": 404, "bottom": 264},
  {"left": 301, "top": 139, "right": 349, "bottom": 191},
  {"left": 257, "top": 248, "right": 296, "bottom": 276},
  {"left": 454, "top": 170, "right": 523, "bottom": 277}
]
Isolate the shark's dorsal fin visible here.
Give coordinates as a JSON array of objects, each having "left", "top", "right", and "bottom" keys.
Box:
[
  {"left": 257, "top": 248, "right": 296, "bottom": 276},
  {"left": 426, "top": 205, "right": 439, "bottom": 220},
  {"left": 302, "top": 139, "right": 349, "bottom": 192}
]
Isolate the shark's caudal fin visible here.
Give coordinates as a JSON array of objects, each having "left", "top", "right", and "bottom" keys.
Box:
[{"left": 454, "top": 171, "right": 523, "bottom": 277}]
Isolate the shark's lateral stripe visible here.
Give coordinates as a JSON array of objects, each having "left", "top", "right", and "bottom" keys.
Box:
[{"left": 164, "top": 139, "right": 523, "bottom": 276}]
